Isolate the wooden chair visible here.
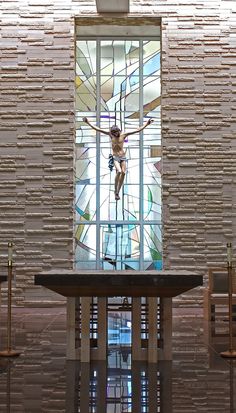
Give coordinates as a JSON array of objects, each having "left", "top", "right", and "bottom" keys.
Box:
[{"left": 204, "top": 267, "right": 236, "bottom": 340}]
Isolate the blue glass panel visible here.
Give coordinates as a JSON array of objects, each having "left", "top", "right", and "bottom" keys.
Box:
[
  {"left": 100, "top": 224, "right": 140, "bottom": 270},
  {"left": 143, "top": 225, "right": 162, "bottom": 270},
  {"left": 108, "top": 310, "right": 132, "bottom": 346},
  {"left": 75, "top": 145, "right": 96, "bottom": 221},
  {"left": 75, "top": 224, "right": 96, "bottom": 266},
  {"left": 76, "top": 41, "right": 97, "bottom": 112},
  {"left": 143, "top": 185, "right": 161, "bottom": 221}
]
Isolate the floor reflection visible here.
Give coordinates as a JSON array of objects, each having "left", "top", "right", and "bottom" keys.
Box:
[
  {"left": 0, "top": 307, "right": 235, "bottom": 412},
  {"left": 66, "top": 353, "right": 172, "bottom": 413}
]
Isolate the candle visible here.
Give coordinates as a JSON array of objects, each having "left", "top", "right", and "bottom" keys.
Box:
[{"left": 8, "top": 242, "right": 13, "bottom": 264}]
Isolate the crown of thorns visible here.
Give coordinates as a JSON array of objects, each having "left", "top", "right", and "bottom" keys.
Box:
[{"left": 110, "top": 125, "right": 121, "bottom": 132}]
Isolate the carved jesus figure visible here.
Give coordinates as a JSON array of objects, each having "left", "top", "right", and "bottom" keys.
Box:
[{"left": 83, "top": 117, "right": 154, "bottom": 201}]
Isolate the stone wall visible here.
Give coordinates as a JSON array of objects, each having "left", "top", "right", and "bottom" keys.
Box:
[{"left": 0, "top": 0, "right": 235, "bottom": 304}]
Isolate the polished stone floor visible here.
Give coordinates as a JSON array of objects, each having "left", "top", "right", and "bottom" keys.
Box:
[{"left": 0, "top": 306, "right": 235, "bottom": 412}]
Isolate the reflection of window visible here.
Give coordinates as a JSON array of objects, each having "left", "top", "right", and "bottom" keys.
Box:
[{"left": 75, "top": 34, "right": 162, "bottom": 270}]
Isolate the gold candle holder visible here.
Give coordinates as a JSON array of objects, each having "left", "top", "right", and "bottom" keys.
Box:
[
  {"left": 0, "top": 242, "right": 20, "bottom": 357},
  {"left": 221, "top": 243, "right": 236, "bottom": 358}
]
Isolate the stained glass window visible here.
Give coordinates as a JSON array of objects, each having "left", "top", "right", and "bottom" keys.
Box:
[{"left": 75, "top": 36, "right": 162, "bottom": 270}]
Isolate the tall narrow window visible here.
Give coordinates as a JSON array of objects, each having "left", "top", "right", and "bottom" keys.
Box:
[{"left": 75, "top": 33, "right": 161, "bottom": 270}]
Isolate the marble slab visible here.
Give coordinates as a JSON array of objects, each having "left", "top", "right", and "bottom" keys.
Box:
[{"left": 35, "top": 270, "right": 203, "bottom": 297}]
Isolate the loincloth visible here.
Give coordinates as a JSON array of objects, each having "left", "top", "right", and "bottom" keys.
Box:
[{"left": 113, "top": 155, "right": 126, "bottom": 163}]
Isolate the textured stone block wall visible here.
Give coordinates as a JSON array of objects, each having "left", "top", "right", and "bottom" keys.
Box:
[
  {"left": 0, "top": 0, "right": 235, "bottom": 304},
  {"left": 161, "top": 1, "right": 236, "bottom": 278},
  {"left": 0, "top": 1, "right": 76, "bottom": 304}
]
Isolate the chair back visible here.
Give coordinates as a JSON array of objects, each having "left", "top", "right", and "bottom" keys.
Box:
[{"left": 208, "top": 267, "right": 236, "bottom": 294}]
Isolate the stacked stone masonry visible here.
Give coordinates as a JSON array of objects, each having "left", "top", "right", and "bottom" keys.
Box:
[{"left": 0, "top": 0, "right": 235, "bottom": 305}]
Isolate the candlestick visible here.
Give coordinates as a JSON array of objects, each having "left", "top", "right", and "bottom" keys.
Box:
[
  {"left": 221, "top": 243, "right": 236, "bottom": 358},
  {"left": 0, "top": 242, "right": 20, "bottom": 357}
]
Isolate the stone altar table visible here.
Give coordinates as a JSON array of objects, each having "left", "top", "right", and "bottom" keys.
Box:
[{"left": 35, "top": 270, "right": 202, "bottom": 363}]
